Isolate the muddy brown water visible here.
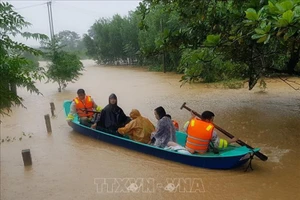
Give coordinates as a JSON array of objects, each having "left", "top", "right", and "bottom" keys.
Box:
[{"left": 1, "top": 60, "right": 299, "bottom": 200}]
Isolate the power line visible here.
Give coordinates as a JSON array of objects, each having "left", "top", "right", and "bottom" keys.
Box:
[
  {"left": 54, "top": 1, "right": 101, "bottom": 18},
  {"left": 15, "top": 2, "right": 47, "bottom": 11}
]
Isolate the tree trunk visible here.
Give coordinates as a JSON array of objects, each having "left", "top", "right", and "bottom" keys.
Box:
[
  {"left": 287, "top": 44, "right": 300, "bottom": 74},
  {"left": 248, "top": 45, "right": 260, "bottom": 90},
  {"left": 58, "top": 82, "right": 61, "bottom": 92},
  {"left": 10, "top": 83, "right": 17, "bottom": 95}
]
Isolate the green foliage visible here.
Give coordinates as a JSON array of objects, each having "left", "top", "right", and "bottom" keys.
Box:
[
  {"left": 83, "top": 0, "right": 299, "bottom": 89},
  {"left": 0, "top": 2, "right": 47, "bottom": 115},
  {"left": 243, "top": 0, "right": 300, "bottom": 82},
  {"left": 246, "top": 0, "right": 300, "bottom": 43},
  {"left": 41, "top": 30, "right": 87, "bottom": 59},
  {"left": 259, "top": 78, "right": 267, "bottom": 91},
  {"left": 204, "top": 35, "right": 221, "bottom": 46},
  {"left": 84, "top": 7, "right": 182, "bottom": 70},
  {"left": 245, "top": 8, "right": 259, "bottom": 21},
  {"left": 148, "top": 64, "right": 164, "bottom": 72},
  {"left": 43, "top": 38, "right": 84, "bottom": 91},
  {"left": 22, "top": 51, "right": 40, "bottom": 70},
  {"left": 179, "top": 48, "right": 247, "bottom": 83},
  {"left": 56, "top": 30, "right": 80, "bottom": 51},
  {"left": 139, "top": 0, "right": 300, "bottom": 89},
  {"left": 83, "top": 34, "right": 99, "bottom": 60},
  {"left": 138, "top": 4, "right": 183, "bottom": 70},
  {"left": 84, "top": 13, "right": 141, "bottom": 65}
]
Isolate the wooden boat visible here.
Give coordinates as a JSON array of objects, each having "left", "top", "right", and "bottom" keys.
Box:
[{"left": 64, "top": 100, "right": 259, "bottom": 169}]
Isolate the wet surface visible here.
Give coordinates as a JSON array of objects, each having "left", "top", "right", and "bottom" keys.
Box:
[{"left": 1, "top": 60, "right": 300, "bottom": 199}]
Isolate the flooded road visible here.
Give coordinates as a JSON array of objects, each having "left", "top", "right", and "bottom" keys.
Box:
[{"left": 1, "top": 60, "right": 299, "bottom": 200}]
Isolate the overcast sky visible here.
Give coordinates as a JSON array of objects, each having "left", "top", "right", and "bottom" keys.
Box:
[{"left": 7, "top": 0, "right": 141, "bottom": 46}]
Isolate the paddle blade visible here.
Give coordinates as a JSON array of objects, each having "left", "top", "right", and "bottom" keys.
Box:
[{"left": 254, "top": 151, "right": 268, "bottom": 161}]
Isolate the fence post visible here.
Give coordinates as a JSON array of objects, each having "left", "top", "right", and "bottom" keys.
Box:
[
  {"left": 50, "top": 102, "right": 55, "bottom": 116},
  {"left": 44, "top": 114, "right": 52, "bottom": 133},
  {"left": 22, "top": 149, "right": 32, "bottom": 166}
]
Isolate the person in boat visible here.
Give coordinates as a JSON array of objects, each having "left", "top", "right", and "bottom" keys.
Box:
[
  {"left": 92, "top": 93, "right": 130, "bottom": 134},
  {"left": 66, "top": 89, "right": 102, "bottom": 127},
  {"left": 165, "top": 114, "right": 179, "bottom": 131},
  {"left": 150, "top": 106, "right": 176, "bottom": 148},
  {"left": 117, "top": 109, "right": 155, "bottom": 144},
  {"left": 184, "top": 110, "right": 238, "bottom": 154}
]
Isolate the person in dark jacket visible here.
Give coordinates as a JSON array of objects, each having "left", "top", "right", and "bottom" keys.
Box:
[{"left": 93, "top": 93, "right": 130, "bottom": 135}]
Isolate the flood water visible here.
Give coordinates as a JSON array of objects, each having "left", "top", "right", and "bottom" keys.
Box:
[{"left": 1, "top": 60, "right": 299, "bottom": 200}]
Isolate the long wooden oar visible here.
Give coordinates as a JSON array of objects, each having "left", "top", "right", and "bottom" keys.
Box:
[{"left": 180, "top": 102, "right": 268, "bottom": 161}]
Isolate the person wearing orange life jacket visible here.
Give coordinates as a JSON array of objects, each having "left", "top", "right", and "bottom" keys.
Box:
[
  {"left": 66, "top": 89, "right": 102, "bottom": 127},
  {"left": 184, "top": 111, "right": 238, "bottom": 154}
]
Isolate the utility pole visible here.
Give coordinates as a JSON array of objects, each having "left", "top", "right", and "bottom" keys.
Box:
[{"left": 47, "top": 1, "right": 55, "bottom": 40}]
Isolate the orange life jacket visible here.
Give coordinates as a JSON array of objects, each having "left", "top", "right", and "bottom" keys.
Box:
[
  {"left": 74, "top": 96, "right": 94, "bottom": 118},
  {"left": 185, "top": 118, "right": 214, "bottom": 154}
]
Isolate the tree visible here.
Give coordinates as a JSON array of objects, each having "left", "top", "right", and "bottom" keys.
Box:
[
  {"left": 82, "top": 0, "right": 299, "bottom": 88},
  {"left": 56, "top": 30, "right": 80, "bottom": 51},
  {"left": 43, "top": 38, "right": 84, "bottom": 92},
  {"left": 83, "top": 33, "right": 100, "bottom": 61},
  {"left": 84, "top": 13, "right": 141, "bottom": 65},
  {"left": 121, "top": 11, "right": 140, "bottom": 64},
  {"left": 86, "top": 18, "right": 113, "bottom": 63},
  {"left": 0, "top": 2, "right": 47, "bottom": 115},
  {"left": 109, "top": 14, "right": 125, "bottom": 61},
  {"left": 138, "top": 0, "right": 300, "bottom": 89},
  {"left": 244, "top": 1, "right": 300, "bottom": 79},
  {"left": 137, "top": 3, "right": 183, "bottom": 70},
  {"left": 41, "top": 30, "right": 87, "bottom": 59}
]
